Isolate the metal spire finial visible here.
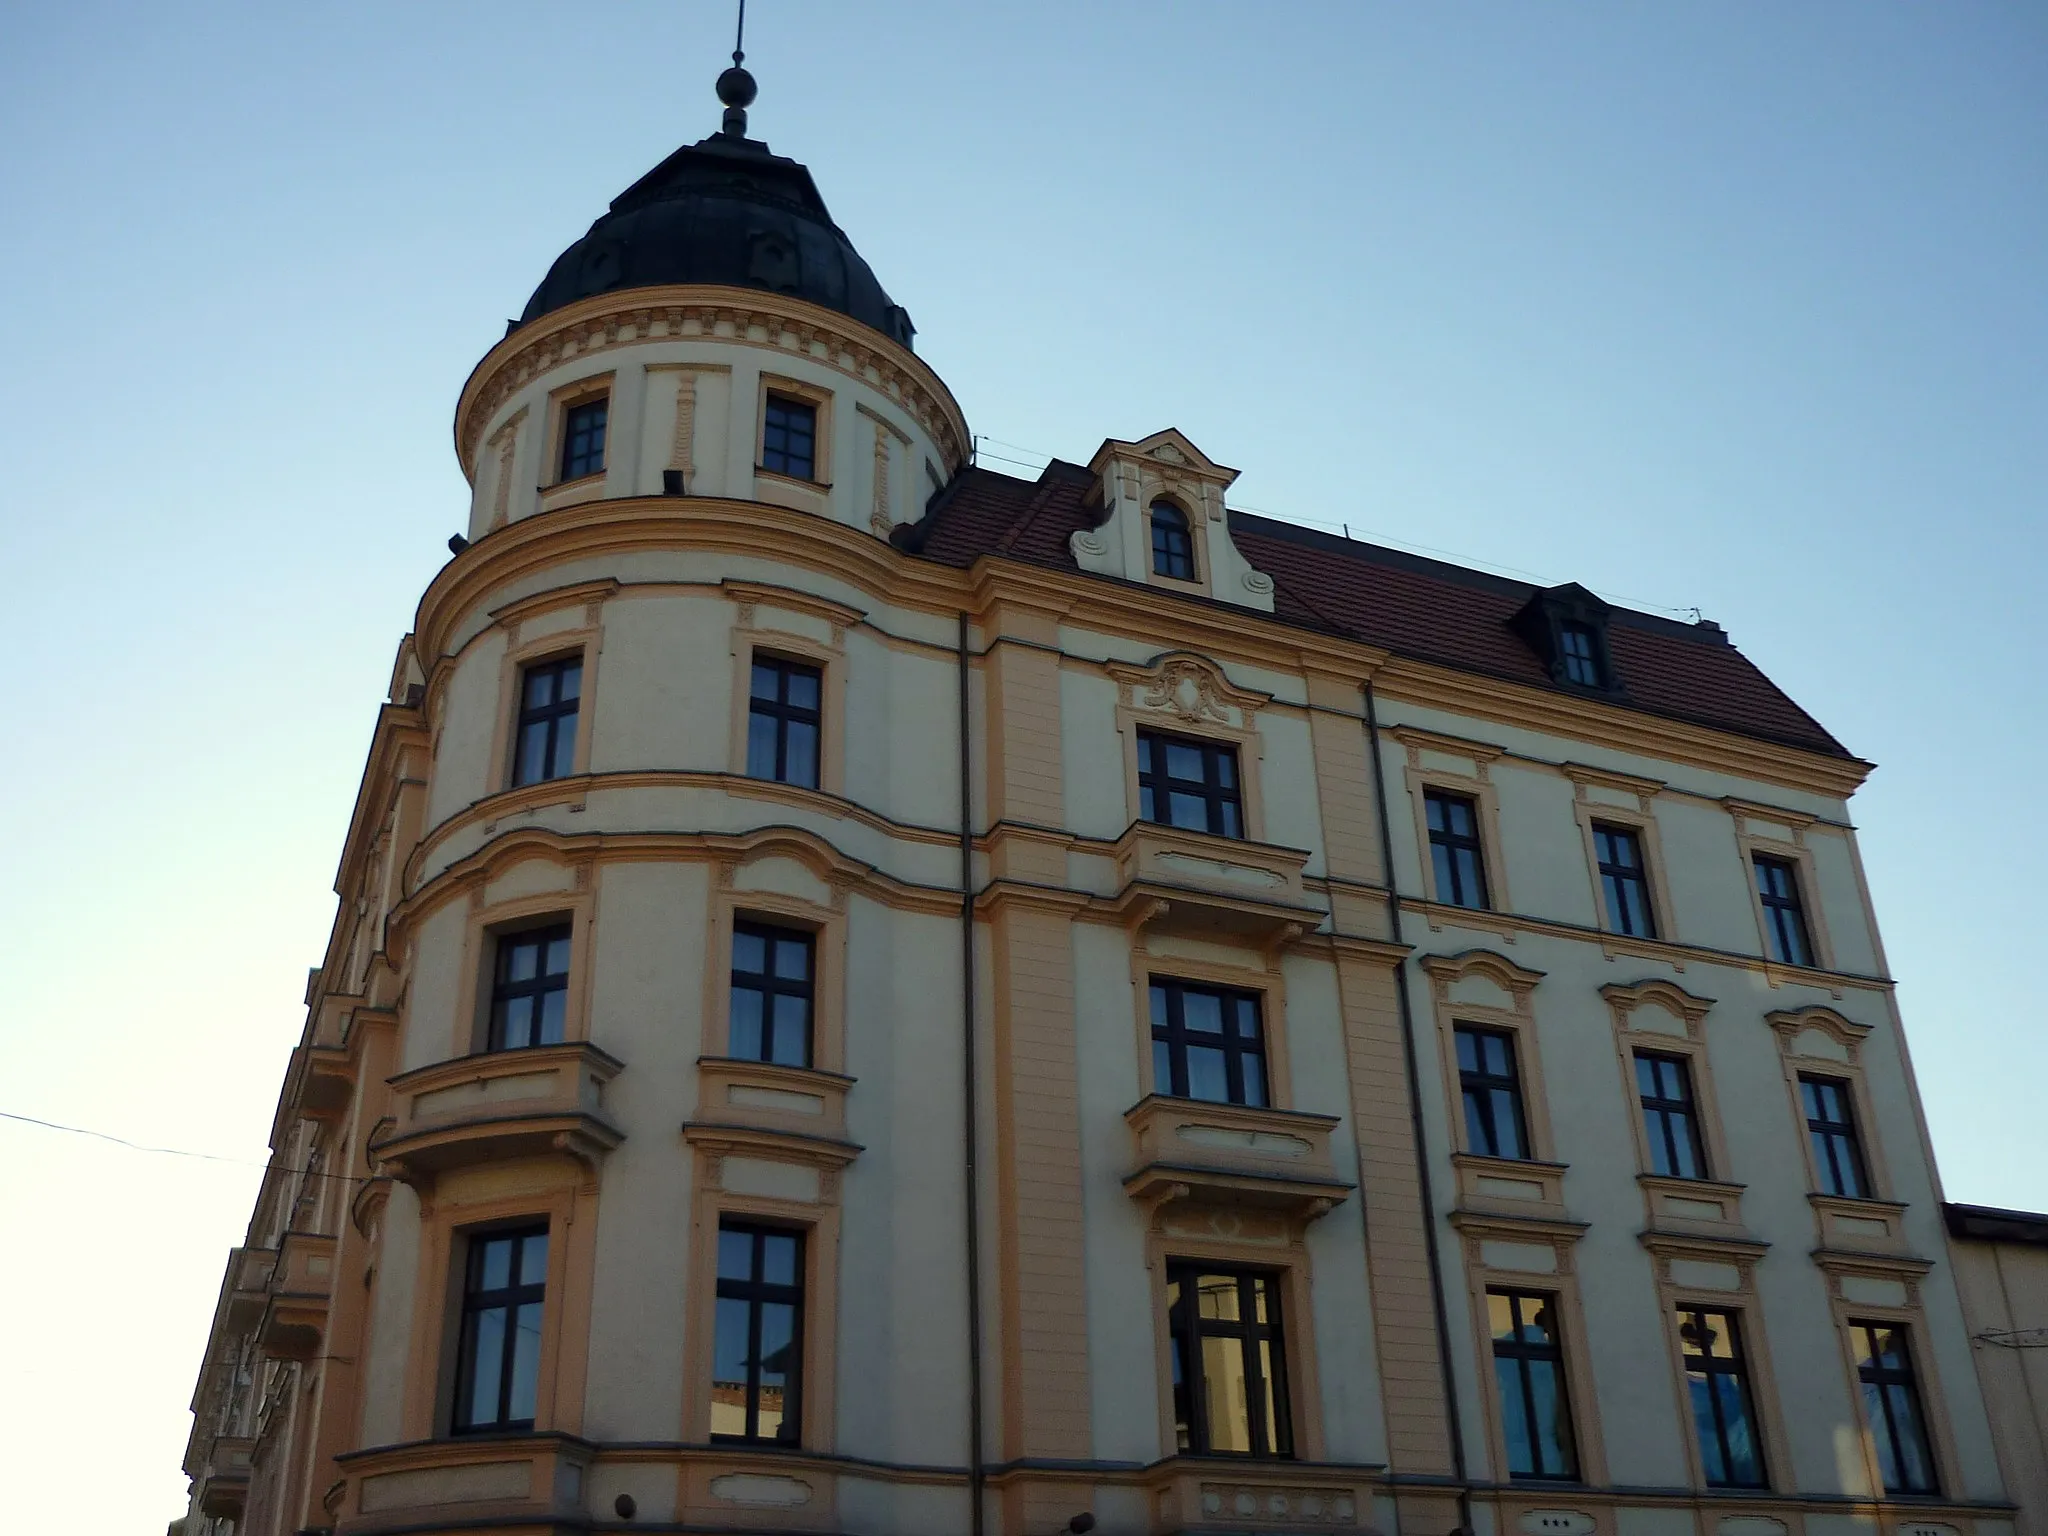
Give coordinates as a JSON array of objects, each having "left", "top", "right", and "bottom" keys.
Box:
[{"left": 716, "top": 0, "right": 757, "bottom": 138}]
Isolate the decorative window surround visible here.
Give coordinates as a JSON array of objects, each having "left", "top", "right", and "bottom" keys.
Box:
[
  {"left": 538, "top": 370, "right": 617, "bottom": 512},
  {"left": 1811, "top": 1250, "right": 1958, "bottom": 1501},
  {"left": 1073, "top": 429, "right": 1276, "bottom": 612},
  {"left": 1128, "top": 943, "right": 1296, "bottom": 1111},
  {"left": 1765, "top": 1005, "right": 1904, "bottom": 1254},
  {"left": 754, "top": 372, "right": 834, "bottom": 510},
  {"left": 1419, "top": 951, "right": 1561, "bottom": 1178},
  {"left": 484, "top": 582, "right": 614, "bottom": 799},
  {"left": 1565, "top": 764, "right": 1678, "bottom": 943},
  {"left": 1725, "top": 798, "right": 1838, "bottom": 977},
  {"left": 724, "top": 582, "right": 860, "bottom": 801},
  {"left": 1108, "top": 652, "right": 1273, "bottom": 843},
  {"left": 452, "top": 875, "right": 597, "bottom": 1062},
  {"left": 1394, "top": 728, "right": 1513, "bottom": 917},
  {"left": 702, "top": 835, "right": 853, "bottom": 1078}
]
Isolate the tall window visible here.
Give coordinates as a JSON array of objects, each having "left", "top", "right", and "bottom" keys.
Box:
[
  {"left": 1635, "top": 1052, "right": 1707, "bottom": 1179},
  {"left": 453, "top": 1227, "right": 547, "bottom": 1434},
  {"left": 512, "top": 657, "right": 582, "bottom": 786},
  {"left": 1137, "top": 729, "right": 1243, "bottom": 839},
  {"left": 746, "top": 657, "right": 822, "bottom": 789},
  {"left": 1799, "top": 1074, "right": 1870, "bottom": 1198},
  {"left": 1559, "top": 622, "right": 1602, "bottom": 686},
  {"left": 559, "top": 397, "right": 607, "bottom": 481},
  {"left": 761, "top": 394, "right": 817, "bottom": 480},
  {"left": 1425, "top": 791, "right": 1490, "bottom": 909},
  {"left": 1151, "top": 501, "right": 1195, "bottom": 580},
  {"left": 1166, "top": 1264, "right": 1291, "bottom": 1458},
  {"left": 1150, "top": 979, "right": 1267, "bottom": 1106},
  {"left": 1753, "top": 856, "right": 1814, "bottom": 966},
  {"left": 1456, "top": 1024, "right": 1529, "bottom": 1160},
  {"left": 1593, "top": 824, "right": 1657, "bottom": 938},
  {"left": 489, "top": 924, "right": 571, "bottom": 1050},
  {"left": 1853, "top": 1322, "right": 1937, "bottom": 1494},
  {"left": 712, "top": 1223, "right": 803, "bottom": 1446},
  {"left": 1677, "top": 1308, "right": 1766, "bottom": 1488},
  {"left": 1489, "top": 1290, "right": 1578, "bottom": 1480},
  {"left": 730, "top": 922, "right": 814, "bottom": 1068}
]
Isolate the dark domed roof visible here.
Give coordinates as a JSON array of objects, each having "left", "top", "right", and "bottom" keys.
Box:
[{"left": 520, "top": 106, "right": 915, "bottom": 349}]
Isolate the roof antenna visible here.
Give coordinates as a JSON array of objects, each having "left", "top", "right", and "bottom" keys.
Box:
[{"left": 717, "top": 0, "right": 757, "bottom": 138}]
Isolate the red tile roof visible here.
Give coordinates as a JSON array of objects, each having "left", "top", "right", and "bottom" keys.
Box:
[{"left": 905, "top": 462, "right": 1854, "bottom": 761}]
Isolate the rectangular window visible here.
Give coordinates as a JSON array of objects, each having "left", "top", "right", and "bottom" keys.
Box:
[
  {"left": 1677, "top": 1308, "right": 1767, "bottom": 1488},
  {"left": 730, "top": 921, "right": 814, "bottom": 1068},
  {"left": 1753, "top": 855, "right": 1814, "bottom": 966},
  {"left": 452, "top": 1226, "right": 547, "bottom": 1434},
  {"left": 1559, "top": 622, "right": 1602, "bottom": 686},
  {"left": 746, "top": 657, "right": 822, "bottom": 789},
  {"left": 1166, "top": 1264, "right": 1291, "bottom": 1458},
  {"left": 761, "top": 394, "right": 817, "bottom": 481},
  {"left": 559, "top": 397, "right": 607, "bottom": 482},
  {"left": 1425, "top": 790, "right": 1490, "bottom": 909},
  {"left": 489, "top": 924, "right": 571, "bottom": 1050},
  {"left": 512, "top": 657, "right": 582, "bottom": 786},
  {"left": 1149, "top": 979, "right": 1267, "bottom": 1107},
  {"left": 1137, "top": 729, "right": 1244, "bottom": 839},
  {"left": 1799, "top": 1074, "right": 1870, "bottom": 1198},
  {"left": 1489, "top": 1290, "right": 1579, "bottom": 1480},
  {"left": 1852, "top": 1321, "right": 1938, "bottom": 1494},
  {"left": 712, "top": 1222, "right": 803, "bottom": 1446},
  {"left": 1635, "top": 1051, "right": 1707, "bottom": 1180},
  {"left": 1593, "top": 823, "right": 1657, "bottom": 938},
  {"left": 1456, "top": 1024, "right": 1529, "bottom": 1160}
]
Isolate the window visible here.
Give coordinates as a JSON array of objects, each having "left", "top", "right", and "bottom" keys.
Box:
[
  {"left": 512, "top": 657, "right": 582, "bottom": 786},
  {"left": 1150, "top": 979, "right": 1267, "bottom": 1106},
  {"left": 1753, "top": 855, "right": 1814, "bottom": 966},
  {"left": 1677, "top": 1308, "right": 1766, "bottom": 1488},
  {"left": 489, "top": 924, "right": 571, "bottom": 1050},
  {"left": 712, "top": 1222, "right": 803, "bottom": 1445},
  {"left": 730, "top": 922, "right": 814, "bottom": 1068},
  {"left": 1852, "top": 1322, "right": 1938, "bottom": 1494},
  {"left": 1593, "top": 823, "right": 1657, "bottom": 938},
  {"left": 1559, "top": 622, "right": 1602, "bottom": 687},
  {"left": 746, "top": 657, "right": 822, "bottom": 789},
  {"left": 1456, "top": 1025, "right": 1529, "bottom": 1160},
  {"left": 1489, "top": 1290, "right": 1578, "bottom": 1480},
  {"left": 559, "top": 397, "right": 607, "bottom": 482},
  {"left": 1151, "top": 501, "right": 1195, "bottom": 580},
  {"left": 452, "top": 1227, "right": 547, "bottom": 1433},
  {"left": 1166, "top": 1264, "right": 1291, "bottom": 1458},
  {"left": 1425, "top": 790, "right": 1490, "bottom": 909},
  {"left": 761, "top": 394, "right": 817, "bottom": 481},
  {"left": 1799, "top": 1074, "right": 1870, "bottom": 1199},
  {"left": 1635, "top": 1052, "right": 1707, "bottom": 1180},
  {"left": 1137, "top": 729, "right": 1243, "bottom": 839}
]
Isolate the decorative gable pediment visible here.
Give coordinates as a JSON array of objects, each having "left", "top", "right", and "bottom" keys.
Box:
[
  {"left": 1106, "top": 651, "right": 1271, "bottom": 734},
  {"left": 1071, "top": 428, "right": 1275, "bottom": 612}
]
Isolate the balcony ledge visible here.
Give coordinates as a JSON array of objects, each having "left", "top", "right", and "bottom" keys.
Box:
[
  {"left": 260, "top": 1230, "right": 336, "bottom": 1360},
  {"left": 1105, "top": 822, "right": 1322, "bottom": 943},
  {"left": 1123, "top": 1095, "right": 1349, "bottom": 1220},
  {"left": 373, "top": 1041, "right": 624, "bottom": 1184}
]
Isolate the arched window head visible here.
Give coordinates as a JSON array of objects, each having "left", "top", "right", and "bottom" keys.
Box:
[{"left": 1151, "top": 500, "right": 1195, "bottom": 581}]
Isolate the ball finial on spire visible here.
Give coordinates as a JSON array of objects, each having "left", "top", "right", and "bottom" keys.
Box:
[{"left": 717, "top": 0, "right": 756, "bottom": 137}]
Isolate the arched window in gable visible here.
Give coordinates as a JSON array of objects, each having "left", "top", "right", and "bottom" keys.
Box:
[{"left": 1151, "top": 500, "right": 1195, "bottom": 581}]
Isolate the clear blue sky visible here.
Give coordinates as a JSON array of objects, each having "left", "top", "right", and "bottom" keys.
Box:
[{"left": 1, "top": 4, "right": 2041, "bottom": 1526}]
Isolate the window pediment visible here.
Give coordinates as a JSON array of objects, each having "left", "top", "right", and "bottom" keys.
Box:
[{"left": 1107, "top": 651, "right": 1270, "bottom": 732}]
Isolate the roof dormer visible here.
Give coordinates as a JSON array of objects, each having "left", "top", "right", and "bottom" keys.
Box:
[
  {"left": 1511, "top": 582, "right": 1625, "bottom": 696},
  {"left": 1070, "top": 429, "right": 1274, "bottom": 612}
]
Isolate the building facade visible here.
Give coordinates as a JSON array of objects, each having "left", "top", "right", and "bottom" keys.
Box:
[{"left": 177, "top": 68, "right": 2029, "bottom": 1536}]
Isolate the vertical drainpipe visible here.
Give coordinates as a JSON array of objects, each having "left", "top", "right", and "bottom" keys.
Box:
[
  {"left": 958, "top": 611, "right": 987, "bottom": 1536},
  {"left": 1363, "top": 679, "right": 1474, "bottom": 1535}
]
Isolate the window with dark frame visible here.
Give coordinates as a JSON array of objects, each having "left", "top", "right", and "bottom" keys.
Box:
[
  {"left": 1456, "top": 1024, "right": 1530, "bottom": 1161},
  {"left": 1593, "top": 823, "right": 1657, "bottom": 938},
  {"left": 1852, "top": 1321, "right": 1938, "bottom": 1494},
  {"left": 1677, "top": 1307, "right": 1767, "bottom": 1488},
  {"left": 1166, "top": 1263, "right": 1292, "bottom": 1458},
  {"left": 729, "top": 921, "right": 814, "bottom": 1068},
  {"left": 1151, "top": 501, "right": 1196, "bottom": 580},
  {"left": 1488, "top": 1290, "right": 1579, "bottom": 1480},
  {"left": 1559, "top": 622, "right": 1602, "bottom": 687},
  {"left": 1635, "top": 1051, "right": 1707, "bottom": 1180},
  {"left": 1149, "top": 979, "right": 1267, "bottom": 1107},
  {"left": 1137, "top": 729, "right": 1244, "bottom": 839},
  {"left": 1799, "top": 1074, "right": 1871, "bottom": 1199},
  {"left": 712, "top": 1222, "right": 803, "bottom": 1446},
  {"left": 559, "top": 397, "right": 607, "bottom": 482},
  {"left": 452, "top": 1226, "right": 548, "bottom": 1434},
  {"left": 761, "top": 394, "right": 817, "bottom": 481},
  {"left": 1753, "top": 855, "right": 1814, "bottom": 966},
  {"left": 746, "top": 656, "right": 822, "bottom": 789},
  {"left": 1425, "top": 790, "right": 1490, "bottom": 909},
  {"left": 512, "top": 657, "right": 582, "bottom": 786},
  {"left": 489, "top": 924, "right": 572, "bottom": 1051}
]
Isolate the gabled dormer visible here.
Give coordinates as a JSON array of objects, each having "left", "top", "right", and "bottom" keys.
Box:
[
  {"left": 1511, "top": 582, "right": 1625, "bottom": 696},
  {"left": 1070, "top": 429, "right": 1275, "bottom": 613}
]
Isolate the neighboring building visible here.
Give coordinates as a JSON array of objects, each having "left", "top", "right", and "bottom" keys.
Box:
[
  {"left": 1944, "top": 1204, "right": 2048, "bottom": 1536},
  {"left": 176, "top": 63, "right": 2028, "bottom": 1536}
]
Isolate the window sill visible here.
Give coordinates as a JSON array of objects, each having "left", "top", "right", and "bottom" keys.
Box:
[
  {"left": 1637, "top": 1173, "right": 1752, "bottom": 1241},
  {"left": 1449, "top": 1151, "right": 1571, "bottom": 1222},
  {"left": 1121, "top": 1093, "right": 1349, "bottom": 1222},
  {"left": 1106, "top": 820, "right": 1319, "bottom": 942},
  {"left": 1809, "top": 1191, "right": 1913, "bottom": 1255},
  {"left": 755, "top": 465, "right": 831, "bottom": 491},
  {"left": 372, "top": 1041, "right": 625, "bottom": 1186},
  {"left": 695, "top": 1055, "right": 855, "bottom": 1144}
]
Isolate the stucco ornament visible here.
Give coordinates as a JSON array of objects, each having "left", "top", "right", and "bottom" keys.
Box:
[{"left": 1145, "top": 659, "right": 1235, "bottom": 724}]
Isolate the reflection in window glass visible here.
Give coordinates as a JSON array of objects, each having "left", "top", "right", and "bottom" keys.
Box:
[
  {"left": 1489, "top": 1290, "right": 1578, "bottom": 1480},
  {"left": 1167, "top": 1264, "right": 1290, "bottom": 1458},
  {"left": 453, "top": 1227, "right": 548, "bottom": 1433},
  {"left": 712, "top": 1222, "right": 804, "bottom": 1445}
]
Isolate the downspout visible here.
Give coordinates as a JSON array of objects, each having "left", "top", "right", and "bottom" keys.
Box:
[
  {"left": 1363, "top": 679, "right": 1474, "bottom": 1534},
  {"left": 957, "top": 612, "right": 987, "bottom": 1536}
]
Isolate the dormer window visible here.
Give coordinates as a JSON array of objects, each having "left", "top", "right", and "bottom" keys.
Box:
[
  {"left": 1151, "top": 501, "right": 1195, "bottom": 580},
  {"left": 1510, "top": 583, "right": 1621, "bottom": 695},
  {"left": 1559, "top": 623, "right": 1602, "bottom": 686}
]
